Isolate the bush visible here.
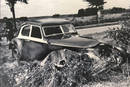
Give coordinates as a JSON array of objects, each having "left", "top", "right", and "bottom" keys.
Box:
[
  {"left": 107, "top": 20, "right": 130, "bottom": 50},
  {"left": 102, "top": 7, "right": 126, "bottom": 14},
  {"left": 52, "top": 14, "right": 60, "bottom": 18},
  {"left": 18, "top": 17, "right": 28, "bottom": 21},
  {"left": 78, "top": 8, "right": 98, "bottom": 17}
]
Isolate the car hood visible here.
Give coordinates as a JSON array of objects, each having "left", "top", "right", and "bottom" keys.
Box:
[{"left": 49, "top": 36, "right": 100, "bottom": 48}]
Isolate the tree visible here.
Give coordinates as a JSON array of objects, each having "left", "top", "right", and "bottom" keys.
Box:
[
  {"left": 84, "top": 0, "right": 106, "bottom": 23},
  {"left": 78, "top": 9, "right": 85, "bottom": 16},
  {"left": 5, "top": 0, "right": 28, "bottom": 31},
  {"left": 84, "top": 0, "right": 106, "bottom": 9}
]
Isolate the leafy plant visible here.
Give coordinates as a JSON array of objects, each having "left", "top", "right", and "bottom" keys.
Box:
[{"left": 107, "top": 20, "right": 130, "bottom": 51}]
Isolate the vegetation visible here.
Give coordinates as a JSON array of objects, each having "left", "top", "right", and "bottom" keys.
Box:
[
  {"left": 78, "top": 7, "right": 128, "bottom": 17},
  {"left": 84, "top": 0, "right": 106, "bottom": 9},
  {"left": 78, "top": 8, "right": 98, "bottom": 16},
  {"left": 107, "top": 20, "right": 130, "bottom": 52},
  {"left": 83, "top": 0, "right": 106, "bottom": 22},
  {"left": 5, "top": 0, "right": 28, "bottom": 30},
  {"left": 102, "top": 7, "right": 127, "bottom": 14},
  {"left": 71, "top": 13, "right": 130, "bottom": 26},
  {"left": 0, "top": 19, "right": 130, "bottom": 87},
  {"left": 52, "top": 14, "right": 61, "bottom": 18}
]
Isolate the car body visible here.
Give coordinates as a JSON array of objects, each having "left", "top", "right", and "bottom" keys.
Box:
[{"left": 10, "top": 18, "right": 123, "bottom": 63}]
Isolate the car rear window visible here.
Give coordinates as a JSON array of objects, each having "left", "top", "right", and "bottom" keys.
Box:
[{"left": 21, "top": 25, "right": 30, "bottom": 36}]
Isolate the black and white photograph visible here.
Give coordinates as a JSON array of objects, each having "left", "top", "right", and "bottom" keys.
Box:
[{"left": 0, "top": 0, "right": 130, "bottom": 87}]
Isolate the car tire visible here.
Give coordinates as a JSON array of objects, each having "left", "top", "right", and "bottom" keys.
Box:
[
  {"left": 12, "top": 44, "right": 21, "bottom": 63},
  {"left": 112, "top": 48, "right": 123, "bottom": 65}
]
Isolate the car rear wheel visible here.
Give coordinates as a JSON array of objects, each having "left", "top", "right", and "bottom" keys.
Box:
[{"left": 12, "top": 44, "right": 21, "bottom": 63}]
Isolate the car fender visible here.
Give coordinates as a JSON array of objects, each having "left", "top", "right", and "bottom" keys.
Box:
[{"left": 11, "top": 38, "right": 23, "bottom": 55}]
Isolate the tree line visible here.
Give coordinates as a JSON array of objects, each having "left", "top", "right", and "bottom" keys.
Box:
[{"left": 77, "top": 7, "right": 129, "bottom": 17}]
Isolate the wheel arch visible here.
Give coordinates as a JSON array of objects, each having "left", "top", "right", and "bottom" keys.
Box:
[{"left": 11, "top": 38, "right": 23, "bottom": 54}]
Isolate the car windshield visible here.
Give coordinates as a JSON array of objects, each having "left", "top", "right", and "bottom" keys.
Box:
[
  {"left": 61, "top": 24, "right": 76, "bottom": 34},
  {"left": 44, "top": 26, "right": 63, "bottom": 37},
  {"left": 43, "top": 24, "right": 77, "bottom": 39},
  {"left": 43, "top": 24, "right": 76, "bottom": 37}
]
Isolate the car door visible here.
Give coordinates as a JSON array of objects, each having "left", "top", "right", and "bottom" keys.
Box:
[
  {"left": 30, "top": 25, "right": 43, "bottom": 42},
  {"left": 21, "top": 25, "right": 49, "bottom": 61}
]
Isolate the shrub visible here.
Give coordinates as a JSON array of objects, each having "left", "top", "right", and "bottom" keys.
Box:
[{"left": 107, "top": 20, "right": 130, "bottom": 51}]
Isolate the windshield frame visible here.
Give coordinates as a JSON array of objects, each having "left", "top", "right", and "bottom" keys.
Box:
[{"left": 61, "top": 24, "right": 77, "bottom": 34}]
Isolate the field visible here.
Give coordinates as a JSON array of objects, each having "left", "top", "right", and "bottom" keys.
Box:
[
  {"left": 22, "top": 12, "right": 130, "bottom": 27},
  {"left": 0, "top": 17, "right": 130, "bottom": 87}
]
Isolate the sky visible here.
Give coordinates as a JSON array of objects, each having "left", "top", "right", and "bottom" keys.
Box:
[{"left": 0, "top": 0, "right": 130, "bottom": 18}]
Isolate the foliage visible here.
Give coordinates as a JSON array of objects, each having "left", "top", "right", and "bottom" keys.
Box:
[
  {"left": 78, "top": 9, "right": 85, "bottom": 16},
  {"left": 84, "top": 0, "right": 106, "bottom": 9},
  {"left": 78, "top": 8, "right": 98, "bottom": 16},
  {"left": 1, "top": 47, "right": 125, "bottom": 87},
  {"left": 6, "top": 0, "right": 28, "bottom": 5},
  {"left": 6, "top": 0, "right": 28, "bottom": 13},
  {"left": 17, "top": 17, "right": 28, "bottom": 21},
  {"left": 0, "top": 49, "right": 93, "bottom": 87},
  {"left": 107, "top": 20, "right": 130, "bottom": 50},
  {"left": 102, "top": 7, "right": 127, "bottom": 14},
  {"left": 5, "top": 0, "right": 28, "bottom": 30},
  {"left": 52, "top": 14, "right": 61, "bottom": 18},
  {"left": 83, "top": 0, "right": 106, "bottom": 23}
]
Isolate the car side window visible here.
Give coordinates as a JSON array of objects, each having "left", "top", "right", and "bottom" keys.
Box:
[
  {"left": 31, "top": 26, "right": 42, "bottom": 38},
  {"left": 21, "top": 25, "right": 30, "bottom": 36}
]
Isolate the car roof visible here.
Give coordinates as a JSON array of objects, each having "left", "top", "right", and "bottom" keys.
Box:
[{"left": 24, "top": 18, "right": 71, "bottom": 26}]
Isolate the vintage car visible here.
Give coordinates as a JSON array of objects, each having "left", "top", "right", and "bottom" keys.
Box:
[{"left": 10, "top": 18, "right": 124, "bottom": 63}]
